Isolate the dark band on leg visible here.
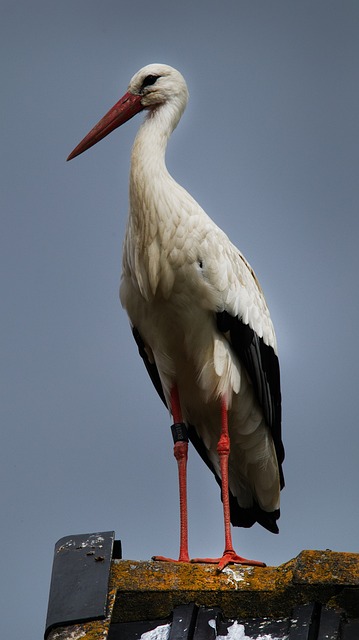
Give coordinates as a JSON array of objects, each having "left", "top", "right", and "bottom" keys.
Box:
[{"left": 171, "top": 422, "right": 189, "bottom": 443}]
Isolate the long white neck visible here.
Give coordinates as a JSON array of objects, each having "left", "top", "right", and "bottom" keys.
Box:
[
  {"left": 129, "top": 97, "right": 186, "bottom": 232},
  {"left": 123, "top": 94, "right": 193, "bottom": 299}
]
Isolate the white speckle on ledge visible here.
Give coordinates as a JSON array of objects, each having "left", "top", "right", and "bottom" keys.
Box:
[
  {"left": 216, "top": 620, "right": 287, "bottom": 640},
  {"left": 222, "top": 566, "right": 253, "bottom": 589},
  {"left": 140, "top": 623, "right": 171, "bottom": 640}
]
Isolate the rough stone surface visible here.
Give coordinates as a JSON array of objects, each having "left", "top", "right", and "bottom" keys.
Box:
[
  {"left": 110, "top": 551, "right": 359, "bottom": 623},
  {"left": 47, "top": 550, "right": 359, "bottom": 639}
]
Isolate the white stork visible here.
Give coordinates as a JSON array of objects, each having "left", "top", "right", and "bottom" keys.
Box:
[{"left": 68, "top": 63, "right": 284, "bottom": 570}]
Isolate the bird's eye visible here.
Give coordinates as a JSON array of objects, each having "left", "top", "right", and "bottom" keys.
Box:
[{"left": 141, "top": 75, "right": 160, "bottom": 91}]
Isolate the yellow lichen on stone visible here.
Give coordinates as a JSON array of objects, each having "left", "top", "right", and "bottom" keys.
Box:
[
  {"left": 293, "top": 549, "right": 359, "bottom": 585},
  {"left": 110, "top": 558, "right": 292, "bottom": 621},
  {"left": 46, "top": 550, "right": 359, "bottom": 638}
]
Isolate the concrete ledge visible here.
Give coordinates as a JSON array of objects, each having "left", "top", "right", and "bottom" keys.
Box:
[
  {"left": 111, "top": 550, "right": 359, "bottom": 622},
  {"left": 46, "top": 549, "right": 359, "bottom": 639}
]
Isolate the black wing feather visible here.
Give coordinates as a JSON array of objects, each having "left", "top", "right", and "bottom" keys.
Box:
[
  {"left": 132, "top": 327, "right": 166, "bottom": 404},
  {"left": 216, "top": 311, "right": 284, "bottom": 489}
]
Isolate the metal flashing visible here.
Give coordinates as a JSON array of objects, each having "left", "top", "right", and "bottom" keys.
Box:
[{"left": 45, "top": 531, "right": 119, "bottom": 638}]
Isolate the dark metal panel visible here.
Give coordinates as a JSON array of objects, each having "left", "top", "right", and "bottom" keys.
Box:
[
  {"left": 45, "top": 531, "right": 117, "bottom": 638},
  {"left": 342, "top": 620, "right": 359, "bottom": 640},
  {"left": 169, "top": 603, "right": 198, "bottom": 640},
  {"left": 193, "top": 607, "right": 221, "bottom": 640},
  {"left": 112, "top": 539, "right": 122, "bottom": 559},
  {"left": 317, "top": 607, "right": 341, "bottom": 640},
  {"left": 106, "top": 602, "right": 354, "bottom": 640},
  {"left": 108, "top": 618, "right": 169, "bottom": 640},
  {"left": 240, "top": 616, "right": 290, "bottom": 638},
  {"left": 287, "top": 603, "right": 320, "bottom": 639}
]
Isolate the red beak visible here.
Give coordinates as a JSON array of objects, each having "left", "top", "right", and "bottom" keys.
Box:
[{"left": 67, "top": 92, "right": 144, "bottom": 161}]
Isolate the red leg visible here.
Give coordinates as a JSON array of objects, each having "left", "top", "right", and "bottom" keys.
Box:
[
  {"left": 192, "top": 396, "right": 265, "bottom": 570},
  {"left": 152, "top": 385, "right": 190, "bottom": 563}
]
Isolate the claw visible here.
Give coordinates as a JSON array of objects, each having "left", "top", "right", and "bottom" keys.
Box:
[
  {"left": 191, "top": 550, "right": 266, "bottom": 571},
  {"left": 152, "top": 554, "right": 190, "bottom": 563}
]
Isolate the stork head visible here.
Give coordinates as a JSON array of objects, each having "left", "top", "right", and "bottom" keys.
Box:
[
  {"left": 128, "top": 63, "right": 188, "bottom": 109},
  {"left": 67, "top": 63, "right": 188, "bottom": 161}
]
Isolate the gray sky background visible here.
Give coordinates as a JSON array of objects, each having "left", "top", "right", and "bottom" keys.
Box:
[{"left": 2, "top": 2, "right": 359, "bottom": 638}]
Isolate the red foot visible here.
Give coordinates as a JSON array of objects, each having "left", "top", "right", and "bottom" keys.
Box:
[
  {"left": 191, "top": 550, "right": 266, "bottom": 571},
  {"left": 152, "top": 554, "right": 190, "bottom": 563}
]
